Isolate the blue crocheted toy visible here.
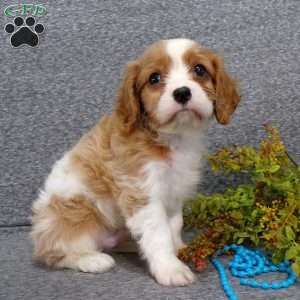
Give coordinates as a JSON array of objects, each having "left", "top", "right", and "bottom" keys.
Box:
[{"left": 210, "top": 245, "right": 298, "bottom": 300}]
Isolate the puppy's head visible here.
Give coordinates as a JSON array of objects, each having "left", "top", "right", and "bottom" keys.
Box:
[{"left": 116, "top": 39, "right": 240, "bottom": 134}]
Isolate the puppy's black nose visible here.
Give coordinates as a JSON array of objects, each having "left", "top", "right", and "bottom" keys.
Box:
[{"left": 173, "top": 86, "right": 191, "bottom": 105}]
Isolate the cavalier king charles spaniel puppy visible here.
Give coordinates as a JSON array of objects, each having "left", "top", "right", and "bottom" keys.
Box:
[{"left": 31, "top": 38, "right": 240, "bottom": 286}]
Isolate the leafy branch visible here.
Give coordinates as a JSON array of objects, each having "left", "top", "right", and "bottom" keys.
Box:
[{"left": 179, "top": 126, "right": 300, "bottom": 275}]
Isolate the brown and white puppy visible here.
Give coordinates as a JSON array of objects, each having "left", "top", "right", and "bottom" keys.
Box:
[{"left": 31, "top": 38, "right": 240, "bottom": 286}]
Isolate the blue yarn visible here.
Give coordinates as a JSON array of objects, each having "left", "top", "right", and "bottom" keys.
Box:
[{"left": 210, "top": 245, "right": 298, "bottom": 300}]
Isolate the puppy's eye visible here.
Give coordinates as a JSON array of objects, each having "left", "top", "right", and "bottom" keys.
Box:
[
  {"left": 194, "top": 64, "right": 207, "bottom": 77},
  {"left": 149, "top": 72, "right": 161, "bottom": 85}
]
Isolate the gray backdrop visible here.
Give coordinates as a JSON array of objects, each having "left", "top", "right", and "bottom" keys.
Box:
[{"left": 1, "top": 0, "right": 299, "bottom": 226}]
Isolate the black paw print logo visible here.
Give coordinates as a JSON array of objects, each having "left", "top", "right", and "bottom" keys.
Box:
[{"left": 4, "top": 17, "right": 45, "bottom": 48}]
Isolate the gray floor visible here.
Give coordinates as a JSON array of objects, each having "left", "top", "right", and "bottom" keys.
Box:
[{"left": 0, "top": 227, "right": 299, "bottom": 300}]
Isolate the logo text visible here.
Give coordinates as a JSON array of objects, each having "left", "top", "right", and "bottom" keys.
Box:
[{"left": 4, "top": 4, "right": 47, "bottom": 17}]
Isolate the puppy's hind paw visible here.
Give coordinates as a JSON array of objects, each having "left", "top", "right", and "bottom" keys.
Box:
[{"left": 58, "top": 252, "right": 115, "bottom": 273}]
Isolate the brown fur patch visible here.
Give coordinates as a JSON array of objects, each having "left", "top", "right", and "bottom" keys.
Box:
[
  {"left": 116, "top": 41, "right": 172, "bottom": 133},
  {"left": 31, "top": 194, "right": 105, "bottom": 266},
  {"left": 183, "top": 46, "right": 240, "bottom": 125},
  {"left": 69, "top": 114, "right": 170, "bottom": 218}
]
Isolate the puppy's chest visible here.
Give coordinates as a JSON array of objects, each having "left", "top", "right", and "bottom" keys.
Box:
[{"left": 144, "top": 142, "right": 204, "bottom": 208}]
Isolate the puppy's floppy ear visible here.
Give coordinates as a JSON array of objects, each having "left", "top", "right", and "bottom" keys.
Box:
[
  {"left": 212, "top": 55, "right": 240, "bottom": 125},
  {"left": 116, "top": 60, "right": 141, "bottom": 132}
]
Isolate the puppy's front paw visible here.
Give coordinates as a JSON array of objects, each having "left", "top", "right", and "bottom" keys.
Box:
[{"left": 151, "top": 257, "right": 195, "bottom": 286}]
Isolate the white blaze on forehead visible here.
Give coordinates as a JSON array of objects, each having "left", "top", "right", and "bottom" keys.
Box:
[
  {"left": 164, "top": 39, "right": 196, "bottom": 84},
  {"left": 165, "top": 39, "right": 196, "bottom": 68}
]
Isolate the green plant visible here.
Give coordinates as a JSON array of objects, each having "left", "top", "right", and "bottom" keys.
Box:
[{"left": 179, "top": 126, "right": 300, "bottom": 276}]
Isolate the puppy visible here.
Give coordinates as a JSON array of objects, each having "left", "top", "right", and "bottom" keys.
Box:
[{"left": 31, "top": 38, "right": 240, "bottom": 286}]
